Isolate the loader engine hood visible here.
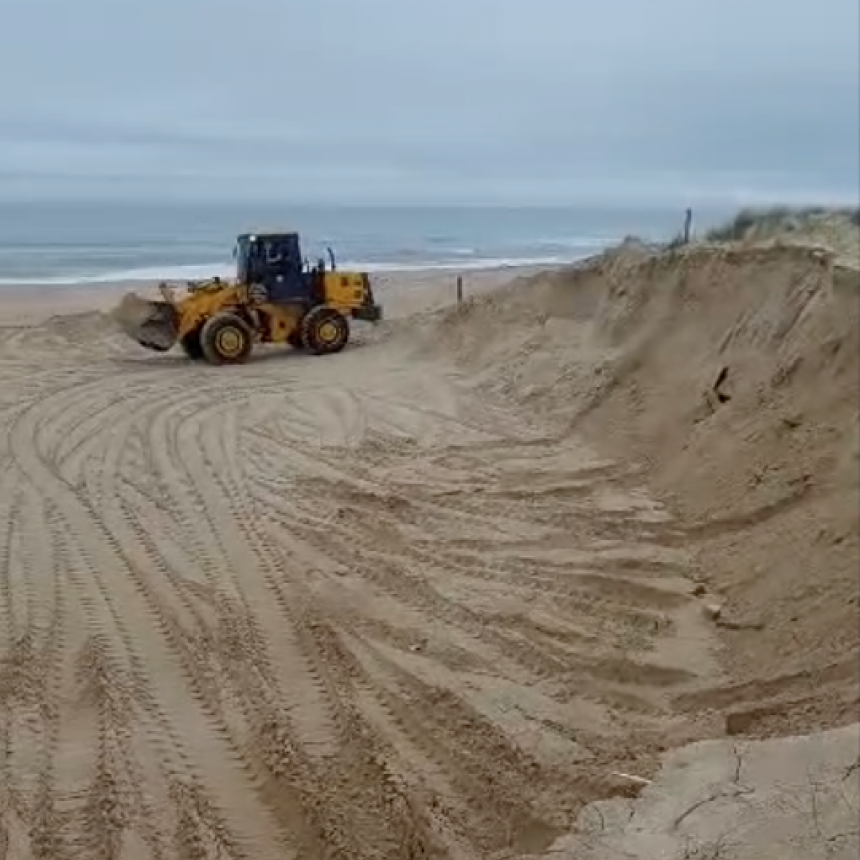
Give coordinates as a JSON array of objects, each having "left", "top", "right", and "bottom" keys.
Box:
[{"left": 111, "top": 292, "right": 180, "bottom": 352}]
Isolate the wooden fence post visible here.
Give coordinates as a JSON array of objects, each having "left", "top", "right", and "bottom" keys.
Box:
[
  {"left": 683, "top": 208, "right": 693, "bottom": 244},
  {"left": 456, "top": 275, "right": 463, "bottom": 305}
]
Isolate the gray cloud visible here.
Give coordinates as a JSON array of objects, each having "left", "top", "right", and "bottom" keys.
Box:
[{"left": 1, "top": 0, "right": 857, "bottom": 204}]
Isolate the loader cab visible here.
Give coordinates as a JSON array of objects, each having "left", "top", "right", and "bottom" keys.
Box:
[{"left": 234, "top": 232, "right": 315, "bottom": 304}]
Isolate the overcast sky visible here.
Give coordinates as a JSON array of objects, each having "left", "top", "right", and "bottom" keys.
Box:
[{"left": 0, "top": 0, "right": 857, "bottom": 205}]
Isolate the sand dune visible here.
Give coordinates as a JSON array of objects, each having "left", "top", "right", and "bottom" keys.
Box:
[
  {"left": 0, "top": 220, "right": 856, "bottom": 858},
  {"left": 418, "top": 237, "right": 859, "bottom": 738}
]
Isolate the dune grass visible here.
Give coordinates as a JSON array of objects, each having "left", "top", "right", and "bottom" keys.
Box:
[{"left": 704, "top": 204, "right": 860, "bottom": 242}]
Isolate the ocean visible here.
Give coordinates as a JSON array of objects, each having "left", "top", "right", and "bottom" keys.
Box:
[{"left": 0, "top": 201, "right": 730, "bottom": 286}]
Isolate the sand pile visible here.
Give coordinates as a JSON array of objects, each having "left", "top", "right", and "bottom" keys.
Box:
[{"left": 422, "top": 236, "right": 859, "bottom": 739}]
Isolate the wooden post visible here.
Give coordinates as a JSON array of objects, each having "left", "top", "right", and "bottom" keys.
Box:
[
  {"left": 456, "top": 275, "right": 463, "bottom": 305},
  {"left": 683, "top": 208, "right": 693, "bottom": 244}
]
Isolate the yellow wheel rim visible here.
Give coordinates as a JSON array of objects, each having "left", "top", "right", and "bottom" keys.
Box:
[
  {"left": 318, "top": 320, "right": 339, "bottom": 343},
  {"left": 217, "top": 327, "right": 244, "bottom": 357}
]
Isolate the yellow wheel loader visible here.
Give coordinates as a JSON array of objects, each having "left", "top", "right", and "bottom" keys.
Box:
[{"left": 113, "top": 232, "right": 382, "bottom": 365}]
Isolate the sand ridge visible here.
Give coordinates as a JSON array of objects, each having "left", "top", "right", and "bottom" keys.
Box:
[
  {"left": 413, "top": 238, "right": 859, "bottom": 739},
  {"left": 0, "top": 221, "right": 857, "bottom": 858}
]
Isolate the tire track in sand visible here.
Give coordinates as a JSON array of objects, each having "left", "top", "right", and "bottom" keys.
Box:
[
  {"left": 193, "top": 381, "right": 497, "bottom": 856},
  {"left": 237, "top": 386, "right": 600, "bottom": 853},
  {"left": 3, "top": 488, "right": 70, "bottom": 858},
  {"left": 9, "top": 394, "right": 291, "bottom": 860},
  {"left": 98, "top": 394, "right": 342, "bottom": 858},
  {"left": 0, "top": 311, "right": 721, "bottom": 858},
  {"left": 234, "top": 372, "right": 713, "bottom": 844},
  {"left": 69, "top": 372, "right": 365, "bottom": 854},
  {"left": 91, "top": 380, "right": 326, "bottom": 856},
  {"left": 173, "top": 394, "right": 341, "bottom": 762}
]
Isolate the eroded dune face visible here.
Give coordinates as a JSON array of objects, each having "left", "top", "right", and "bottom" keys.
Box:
[
  {"left": 0, "top": 225, "right": 856, "bottom": 859},
  {"left": 423, "top": 238, "right": 859, "bottom": 726}
]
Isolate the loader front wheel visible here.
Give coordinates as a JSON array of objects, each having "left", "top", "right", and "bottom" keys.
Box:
[
  {"left": 301, "top": 307, "right": 349, "bottom": 355},
  {"left": 200, "top": 313, "right": 253, "bottom": 365}
]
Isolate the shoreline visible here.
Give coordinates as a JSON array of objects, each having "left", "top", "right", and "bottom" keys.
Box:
[
  {"left": 0, "top": 247, "right": 597, "bottom": 288},
  {"left": 0, "top": 260, "right": 562, "bottom": 325},
  {"left": 0, "top": 257, "right": 569, "bottom": 289}
]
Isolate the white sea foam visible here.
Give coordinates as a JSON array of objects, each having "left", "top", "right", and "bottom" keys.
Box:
[{"left": 0, "top": 252, "right": 597, "bottom": 287}]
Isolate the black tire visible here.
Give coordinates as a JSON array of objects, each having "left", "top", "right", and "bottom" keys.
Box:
[
  {"left": 180, "top": 329, "right": 204, "bottom": 360},
  {"left": 300, "top": 306, "right": 349, "bottom": 355},
  {"left": 200, "top": 312, "right": 253, "bottom": 365}
]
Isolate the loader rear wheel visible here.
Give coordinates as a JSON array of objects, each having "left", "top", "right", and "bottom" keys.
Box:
[
  {"left": 200, "top": 313, "right": 253, "bottom": 365},
  {"left": 301, "top": 307, "right": 349, "bottom": 355}
]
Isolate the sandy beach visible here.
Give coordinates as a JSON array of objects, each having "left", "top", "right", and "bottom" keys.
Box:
[{"left": 0, "top": 222, "right": 857, "bottom": 859}]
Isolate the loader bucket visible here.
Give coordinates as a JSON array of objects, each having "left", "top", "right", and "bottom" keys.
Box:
[{"left": 111, "top": 292, "right": 180, "bottom": 352}]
